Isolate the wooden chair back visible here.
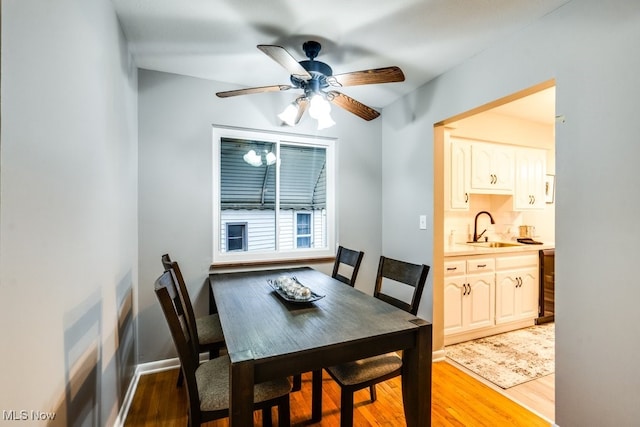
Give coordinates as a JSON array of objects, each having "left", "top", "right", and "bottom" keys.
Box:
[
  {"left": 331, "top": 246, "right": 365, "bottom": 287},
  {"left": 374, "top": 256, "right": 430, "bottom": 315},
  {"left": 154, "top": 270, "right": 204, "bottom": 418},
  {"left": 161, "top": 254, "right": 200, "bottom": 356}
]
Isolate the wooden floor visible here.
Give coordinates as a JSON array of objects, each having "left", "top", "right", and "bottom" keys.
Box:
[
  {"left": 447, "top": 359, "right": 555, "bottom": 422},
  {"left": 124, "top": 361, "right": 551, "bottom": 426}
]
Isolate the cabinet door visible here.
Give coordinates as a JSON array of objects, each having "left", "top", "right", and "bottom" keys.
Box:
[
  {"left": 514, "top": 147, "right": 546, "bottom": 210},
  {"left": 466, "top": 272, "right": 495, "bottom": 330},
  {"left": 492, "top": 146, "right": 515, "bottom": 190},
  {"left": 517, "top": 266, "right": 539, "bottom": 319},
  {"left": 450, "top": 141, "right": 470, "bottom": 210},
  {"left": 443, "top": 277, "right": 466, "bottom": 335},
  {"left": 496, "top": 267, "right": 539, "bottom": 324},
  {"left": 470, "top": 143, "right": 495, "bottom": 189},
  {"left": 470, "top": 143, "right": 514, "bottom": 193},
  {"left": 495, "top": 272, "right": 519, "bottom": 324}
]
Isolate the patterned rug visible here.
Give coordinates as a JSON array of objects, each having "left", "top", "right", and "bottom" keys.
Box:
[{"left": 446, "top": 323, "right": 554, "bottom": 389}]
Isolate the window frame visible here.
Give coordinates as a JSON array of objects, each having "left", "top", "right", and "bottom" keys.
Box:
[{"left": 212, "top": 125, "right": 336, "bottom": 265}]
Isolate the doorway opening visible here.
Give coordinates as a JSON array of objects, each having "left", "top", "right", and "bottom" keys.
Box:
[{"left": 433, "top": 79, "right": 556, "bottom": 421}]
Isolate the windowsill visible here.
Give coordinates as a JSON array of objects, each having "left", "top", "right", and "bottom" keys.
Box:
[{"left": 210, "top": 256, "right": 335, "bottom": 271}]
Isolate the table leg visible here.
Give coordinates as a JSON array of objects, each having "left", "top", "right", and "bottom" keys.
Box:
[
  {"left": 229, "top": 351, "right": 255, "bottom": 427},
  {"left": 311, "top": 369, "right": 323, "bottom": 422},
  {"left": 401, "top": 319, "right": 432, "bottom": 427}
]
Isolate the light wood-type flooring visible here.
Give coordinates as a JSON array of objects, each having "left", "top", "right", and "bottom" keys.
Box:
[
  {"left": 446, "top": 358, "right": 555, "bottom": 422},
  {"left": 124, "top": 361, "right": 551, "bottom": 426}
]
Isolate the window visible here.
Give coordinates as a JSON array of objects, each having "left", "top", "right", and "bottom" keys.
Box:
[
  {"left": 213, "top": 126, "right": 335, "bottom": 264},
  {"left": 295, "top": 212, "right": 312, "bottom": 248},
  {"left": 226, "top": 223, "right": 247, "bottom": 252}
]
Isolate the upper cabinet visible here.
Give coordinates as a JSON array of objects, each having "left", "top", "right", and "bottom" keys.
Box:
[
  {"left": 448, "top": 137, "right": 547, "bottom": 211},
  {"left": 514, "top": 147, "right": 547, "bottom": 210},
  {"left": 450, "top": 140, "right": 471, "bottom": 210},
  {"left": 470, "top": 142, "right": 515, "bottom": 193}
]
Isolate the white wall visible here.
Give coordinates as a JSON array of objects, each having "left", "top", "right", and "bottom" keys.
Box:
[
  {"left": 0, "top": 0, "right": 138, "bottom": 425},
  {"left": 137, "top": 69, "right": 383, "bottom": 363},
  {"left": 382, "top": 0, "right": 640, "bottom": 425}
]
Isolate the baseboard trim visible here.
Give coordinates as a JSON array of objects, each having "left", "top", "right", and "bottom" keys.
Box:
[
  {"left": 114, "top": 355, "right": 212, "bottom": 426},
  {"left": 432, "top": 349, "right": 447, "bottom": 362}
]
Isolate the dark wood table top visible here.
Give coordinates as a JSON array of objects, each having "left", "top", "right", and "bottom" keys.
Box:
[{"left": 212, "top": 267, "right": 419, "bottom": 362}]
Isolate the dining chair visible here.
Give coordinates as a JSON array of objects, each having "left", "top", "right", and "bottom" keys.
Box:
[
  {"left": 325, "top": 256, "right": 430, "bottom": 427},
  {"left": 161, "top": 254, "right": 225, "bottom": 386},
  {"left": 154, "top": 270, "right": 292, "bottom": 427},
  {"left": 331, "top": 246, "right": 365, "bottom": 287}
]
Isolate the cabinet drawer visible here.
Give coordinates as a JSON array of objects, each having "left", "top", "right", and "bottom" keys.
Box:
[
  {"left": 496, "top": 254, "right": 538, "bottom": 270},
  {"left": 444, "top": 260, "right": 466, "bottom": 276},
  {"left": 467, "top": 258, "right": 495, "bottom": 273}
]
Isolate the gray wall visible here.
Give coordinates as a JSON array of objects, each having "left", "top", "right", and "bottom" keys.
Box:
[
  {"left": 0, "top": 0, "right": 138, "bottom": 425},
  {"left": 381, "top": 0, "right": 640, "bottom": 425},
  {"left": 137, "top": 69, "right": 383, "bottom": 363}
]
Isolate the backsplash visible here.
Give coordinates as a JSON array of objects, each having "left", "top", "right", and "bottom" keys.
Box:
[{"left": 445, "top": 194, "right": 555, "bottom": 245}]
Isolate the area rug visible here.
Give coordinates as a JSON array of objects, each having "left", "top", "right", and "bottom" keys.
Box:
[{"left": 446, "top": 323, "right": 554, "bottom": 389}]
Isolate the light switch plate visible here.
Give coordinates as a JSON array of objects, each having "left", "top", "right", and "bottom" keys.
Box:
[{"left": 419, "top": 215, "right": 427, "bottom": 230}]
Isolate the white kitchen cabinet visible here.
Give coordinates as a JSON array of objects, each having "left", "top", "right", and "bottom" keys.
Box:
[
  {"left": 470, "top": 142, "right": 515, "bottom": 193},
  {"left": 495, "top": 254, "right": 539, "bottom": 324},
  {"left": 514, "top": 147, "right": 547, "bottom": 210},
  {"left": 450, "top": 140, "right": 470, "bottom": 210},
  {"left": 443, "top": 258, "right": 494, "bottom": 336}
]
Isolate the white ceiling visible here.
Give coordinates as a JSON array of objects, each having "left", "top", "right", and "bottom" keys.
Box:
[
  {"left": 491, "top": 86, "right": 556, "bottom": 125},
  {"left": 113, "top": 0, "right": 568, "bottom": 114}
]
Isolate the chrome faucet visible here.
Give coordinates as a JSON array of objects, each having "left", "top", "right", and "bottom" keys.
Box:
[{"left": 473, "top": 211, "right": 495, "bottom": 242}]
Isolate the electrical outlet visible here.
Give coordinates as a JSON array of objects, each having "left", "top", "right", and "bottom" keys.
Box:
[{"left": 419, "top": 215, "right": 427, "bottom": 230}]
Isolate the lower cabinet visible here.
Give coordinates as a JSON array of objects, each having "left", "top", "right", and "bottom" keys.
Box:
[
  {"left": 444, "top": 258, "right": 495, "bottom": 336},
  {"left": 444, "top": 252, "right": 540, "bottom": 345},
  {"left": 495, "top": 255, "right": 539, "bottom": 324}
]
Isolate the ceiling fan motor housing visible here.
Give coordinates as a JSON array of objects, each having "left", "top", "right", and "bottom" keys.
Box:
[{"left": 292, "top": 60, "right": 333, "bottom": 95}]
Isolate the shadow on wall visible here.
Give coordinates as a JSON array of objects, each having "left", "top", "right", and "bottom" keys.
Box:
[
  {"left": 61, "top": 291, "right": 103, "bottom": 427},
  {"left": 115, "top": 272, "right": 136, "bottom": 407},
  {"left": 52, "top": 271, "right": 136, "bottom": 427}
]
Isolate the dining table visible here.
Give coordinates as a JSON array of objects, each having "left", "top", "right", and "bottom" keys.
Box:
[{"left": 209, "top": 266, "right": 432, "bottom": 426}]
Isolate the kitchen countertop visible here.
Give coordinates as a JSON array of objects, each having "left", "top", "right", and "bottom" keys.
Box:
[{"left": 445, "top": 241, "right": 555, "bottom": 257}]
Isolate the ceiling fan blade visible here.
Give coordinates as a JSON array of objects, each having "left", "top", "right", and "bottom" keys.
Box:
[
  {"left": 327, "top": 91, "right": 380, "bottom": 121},
  {"left": 257, "top": 45, "right": 312, "bottom": 80},
  {"left": 216, "top": 84, "right": 294, "bottom": 98},
  {"left": 329, "top": 66, "right": 405, "bottom": 87},
  {"left": 294, "top": 98, "right": 309, "bottom": 124}
]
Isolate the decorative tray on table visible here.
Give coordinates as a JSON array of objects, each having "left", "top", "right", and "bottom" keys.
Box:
[{"left": 267, "top": 276, "right": 325, "bottom": 303}]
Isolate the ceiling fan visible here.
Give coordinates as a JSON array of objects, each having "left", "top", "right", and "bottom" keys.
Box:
[{"left": 215, "top": 41, "right": 405, "bottom": 127}]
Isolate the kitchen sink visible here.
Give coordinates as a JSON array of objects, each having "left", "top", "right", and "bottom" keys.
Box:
[{"left": 466, "top": 241, "right": 523, "bottom": 248}]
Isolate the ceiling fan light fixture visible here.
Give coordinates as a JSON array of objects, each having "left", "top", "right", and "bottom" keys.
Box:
[
  {"left": 278, "top": 102, "right": 299, "bottom": 126},
  {"left": 308, "top": 94, "right": 329, "bottom": 119},
  {"left": 308, "top": 94, "right": 335, "bottom": 130},
  {"left": 316, "top": 111, "right": 336, "bottom": 130}
]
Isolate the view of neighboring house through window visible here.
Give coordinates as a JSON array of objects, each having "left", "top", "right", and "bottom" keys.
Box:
[
  {"left": 213, "top": 126, "right": 336, "bottom": 263},
  {"left": 295, "top": 212, "right": 312, "bottom": 248},
  {"left": 226, "top": 222, "right": 247, "bottom": 251}
]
